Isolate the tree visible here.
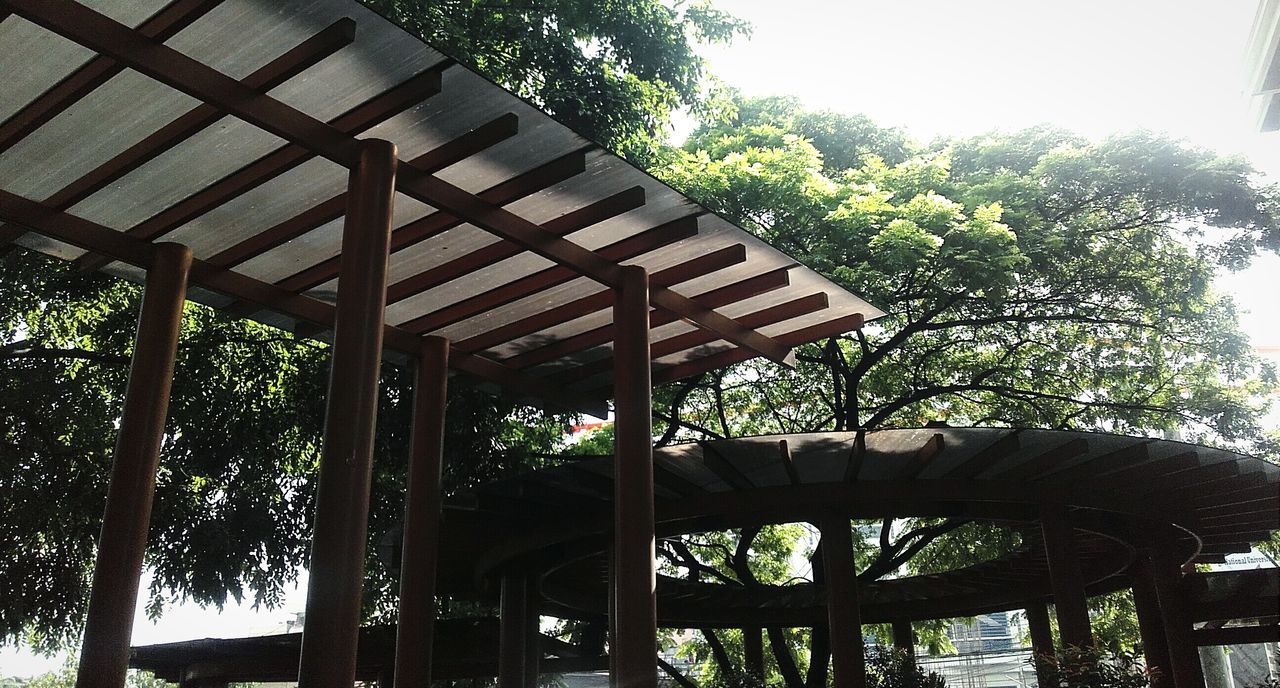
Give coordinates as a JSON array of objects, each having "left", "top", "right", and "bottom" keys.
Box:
[
  {"left": 0, "top": 0, "right": 749, "bottom": 651},
  {"left": 647, "top": 96, "right": 1279, "bottom": 681}
]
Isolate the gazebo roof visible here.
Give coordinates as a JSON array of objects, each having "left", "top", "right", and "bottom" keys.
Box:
[{"left": 0, "top": 0, "right": 882, "bottom": 412}]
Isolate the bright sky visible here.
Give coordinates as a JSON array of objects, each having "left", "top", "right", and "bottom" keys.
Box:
[{"left": 4, "top": 0, "right": 1280, "bottom": 679}]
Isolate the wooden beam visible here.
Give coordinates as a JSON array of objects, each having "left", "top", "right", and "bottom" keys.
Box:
[
  {"left": 208, "top": 113, "right": 521, "bottom": 269},
  {"left": 1040, "top": 504, "right": 1092, "bottom": 649},
  {"left": 0, "top": 18, "right": 356, "bottom": 245},
  {"left": 699, "top": 442, "right": 754, "bottom": 491},
  {"left": 843, "top": 430, "right": 867, "bottom": 483},
  {"left": 397, "top": 216, "right": 700, "bottom": 334},
  {"left": 779, "top": 440, "right": 801, "bottom": 486},
  {"left": 643, "top": 312, "right": 865, "bottom": 388},
  {"left": 71, "top": 64, "right": 448, "bottom": 272},
  {"left": 75, "top": 243, "right": 191, "bottom": 688},
  {"left": 0, "top": 190, "right": 606, "bottom": 416},
  {"left": 540, "top": 292, "right": 830, "bottom": 384},
  {"left": 944, "top": 430, "right": 1021, "bottom": 480},
  {"left": 5, "top": 0, "right": 795, "bottom": 366},
  {"left": 0, "top": 0, "right": 223, "bottom": 154},
  {"left": 988, "top": 437, "right": 1091, "bottom": 481},
  {"left": 385, "top": 183, "right": 643, "bottom": 304},
  {"left": 454, "top": 248, "right": 768, "bottom": 355},
  {"left": 1193, "top": 625, "right": 1280, "bottom": 646},
  {"left": 893, "top": 433, "right": 946, "bottom": 480},
  {"left": 297, "top": 139, "right": 398, "bottom": 687}
]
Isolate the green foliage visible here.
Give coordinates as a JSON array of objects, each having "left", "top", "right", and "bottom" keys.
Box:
[
  {"left": 360, "top": 0, "right": 749, "bottom": 164},
  {"left": 14, "top": 656, "right": 171, "bottom": 688},
  {"left": 865, "top": 646, "right": 946, "bottom": 688},
  {"left": 1034, "top": 647, "right": 1152, "bottom": 688}
]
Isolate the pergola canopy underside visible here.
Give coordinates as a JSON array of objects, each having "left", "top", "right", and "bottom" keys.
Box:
[{"left": 0, "top": 0, "right": 882, "bottom": 411}]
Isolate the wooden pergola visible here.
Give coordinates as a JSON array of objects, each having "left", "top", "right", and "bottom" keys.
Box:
[
  {"left": 125, "top": 429, "right": 1280, "bottom": 687},
  {"left": 0, "top": 1, "right": 880, "bottom": 687}
]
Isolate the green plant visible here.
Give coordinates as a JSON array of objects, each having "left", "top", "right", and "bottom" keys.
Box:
[
  {"left": 865, "top": 646, "right": 946, "bottom": 688},
  {"left": 1034, "top": 646, "right": 1152, "bottom": 688}
]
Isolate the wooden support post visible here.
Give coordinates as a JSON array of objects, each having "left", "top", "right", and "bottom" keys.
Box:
[
  {"left": 524, "top": 576, "right": 541, "bottom": 688},
  {"left": 1131, "top": 556, "right": 1174, "bottom": 688},
  {"left": 892, "top": 620, "right": 915, "bottom": 659},
  {"left": 1025, "top": 601, "right": 1056, "bottom": 687},
  {"left": 1146, "top": 547, "right": 1206, "bottom": 688},
  {"left": 820, "top": 514, "right": 866, "bottom": 688},
  {"left": 611, "top": 265, "right": 657, "bottom": 688},
  {"left": 393, "top": 336, "right": 449, "bottom": 688},
  {"left": 297, "top": 139, "right": 398, "bottom": 687},
  {"left": 1041, "top": 504, "right": 1093, "bottom": 649},
  {"left": 75, "top": 243, "right": 191, "bottom": 688},
  {"left": 499, "top": 573, "right": 530, "bottom": 688}
]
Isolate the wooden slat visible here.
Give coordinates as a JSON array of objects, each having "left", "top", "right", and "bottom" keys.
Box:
[
  {"left": 500, "top": 263, "right": 791, "bottom": 369},
  {"left": 272, "top": 150, "right": 591, "bottom": 295},
  {"left": 454, "top": 248, "right": 770, "bottom": 355},
  {"left": 983, "top": 438, "right": 1090, "bottom": 481},
  {"left": 1122, "top": 461, "right": 1238, "bottom": 497},
  {"left": 540, "top": 293, "right": 830, "bottom": 384},
  {"left": 944, "top": 430, "right": 1021, "bottom": 480},
  {"left": 6, "top": 0, "right": 796, "bottom": 366},
  {"left": 644, "top": 312, "right": 866, "bottom": 387},
  {"left": 207, "top": 113, "right": 521, "bottom": 269},
  {"left": 843, "top": 430, "right": 867, "bottom": 482},
  {"left": 778, "top": 440, "right": 801, "bottom": 485},
  {"left": 0, "top": 0, "right": 222, "bottom": 154},
  {"left": 894, "top": 433, "right": 945, "bottom": 480},
  {"left": 1194, "top": 625, "right": 1280, "bottom": 646},
  {"left": 1026, "top": 439, "right": 1148, "bottom": 483},
  {"left": 385, "top": 184, "right": 643, "bottom": 304},
  {"left": 698, "top": 442, "right": 754, "bottom": 490},
  {"left": 73, "top": 65, "right": 449, "bottom": 271},
  {"left": 397, "top": 216, "right": 700, "bottom": 334},
  {"left": 0, "top": 190, "right": 606, "bottom": 416},
  {"left": 0, "top": 18, "right": 356, "bottom": 245},
  {"left": 1088, "top": 451, "right": 1199, "bottom": 490}
]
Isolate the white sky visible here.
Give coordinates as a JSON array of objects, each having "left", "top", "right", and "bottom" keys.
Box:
[{"left": 4, "top": 0, "right": 1280, "bottom": 679}]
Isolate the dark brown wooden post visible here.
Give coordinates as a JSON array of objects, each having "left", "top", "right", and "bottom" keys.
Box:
[
  {"left": 76, "top": 242, "right": 191, "bottom": 688},
  {"left": 611, "top": 265, "right": 657, "bottom": 687},
  {"left": 892, "top": 620, "right": 915, "bottom": 659},
  {"left": 297, "top": 138, "right": 398, "bottom": 688},
  {"left": 393, "top": 336, "right": 449, "bottom": 688},
  {"left": 1146, "top": 547, "right": 1206, "bottom": 688},
  {"left": 1130, "top": 554, "right": 1174, "bottom": 688},
  {"left": 1040, "top": 504, "right": 1092, "bottom": 649},
  {"left": 1025, "top": 601, "right": 1056, "bottom": 686},
  {"left": 524, "top": 576, "right": 541, "bottom": 688},
  {"left": 499, "top": 572, "right": 530, "bottom": 688},
  {"left": 820, "top": 514, "right": 866, "bottom": 688}
]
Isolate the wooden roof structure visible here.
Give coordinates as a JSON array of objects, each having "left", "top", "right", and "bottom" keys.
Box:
[{"left": 0, "top": 0, "right": 881, "bottom": 413}]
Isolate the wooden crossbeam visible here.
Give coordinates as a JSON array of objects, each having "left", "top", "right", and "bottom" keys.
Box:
[
  {"left": 778, "top": 440, "right": 800, "bottom": 486},
  {"left": 501, "top": 263, "right": 792, "bottom": 369},
  {"left": 541, "top": 293, "right": 830, "bottom": 385},
  {"left": 386, "top": 186, "right": 644, "bottom": 304},
  {"left": 0, "top": 18, "right": 356, "bottom": 245},
  {"left": 943, "top": 430, "right": 1021, "bottom": 480},
  {"left": 7, "top": 0, "right": 795, "bottom": 367},
  {"left": 987, "top": 437, "right": 1090, "bottom": 481},
  {"left": 453, "top": 248, "right": 770, "bottom": 355},
  {"left": 644, "top": 312, "right": 865, "bottom": 387},
  {"left": 698, "top": 442, "right": 754, "bottom": 490},
  {"left": 0, "top": 190, "right": 606, "bottom": 417},
  {"left": 73, "top": 65, "right": 448, "bottom": 272},
  {"left": 0, "top": 0, "right": 223, "bottom": 154},
  {"left": 894, "top": 433, "right": 945, "bottom": 480},
  {"left": 843, "top": 430, "right": 867, "bottom": 482},
  {"left": 208, "top": 113, "right": 521, "bottom": 270},
  {"left": 398, "top": 216, "right": 701, "bottom": 334}
]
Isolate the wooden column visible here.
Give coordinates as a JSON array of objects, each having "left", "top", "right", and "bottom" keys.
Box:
[
  {"left": 297, "top": 139, "right": 398, "bottom": 688},
  {"left": 1131, "top": 555, "right": 1174, "bottom": 688},
  {"left": 611, "top": 265, "right": 657, "bottom": 687},
  {"left": 1026, "top": 601, "right": 1056, "bottom": 687},
  {"left": 892, "top": 620, "right": 915, "bottom": 659},
  {"left": 499, "top": 572, "right": 530, "bottom": 688},
  {"left": 524, "top": 576, "right": 541, "bottom": 688},
  {"left": 76, "top": 242, "right": 191, "bottom": 688},
  {"left": 1040, "top": 504, "right": 1092, "bottom": 649},
  {"left": 1147, "top": 547, "right": 1206, "bottom": 688},
  {"left": 393, "top": 336, "right": 450, "bottom": 688},
  {"left": 820, "top": 514, "right": 866, "bottom": 688}
]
